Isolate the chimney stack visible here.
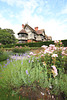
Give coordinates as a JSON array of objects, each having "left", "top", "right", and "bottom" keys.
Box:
[
  {"left": 22, "top": 24, "right": 24, "bottom": 29},
  {"left": 35, "top": 27, "right": 38, "bottom": 31}
]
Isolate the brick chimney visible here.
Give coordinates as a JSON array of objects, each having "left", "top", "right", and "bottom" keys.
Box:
[
  {"left": 35, "top": 27, "right": 38, "bottom": 31},
  {"left": 22, "top": 24, "right": 24, "bottom": 29}
]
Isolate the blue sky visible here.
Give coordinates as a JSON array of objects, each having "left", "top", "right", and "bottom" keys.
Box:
[{"left": 0, "top": 0, "right": 67, "bottom": 40}]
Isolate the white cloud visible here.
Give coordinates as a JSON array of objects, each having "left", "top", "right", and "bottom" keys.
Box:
[
  {"left": 0, "top": 14, "right": 21, "bottom": 38},
  {"left": 59, "top": 5, "right": 67, "bottom": 14},
  {"left": 44, "top": 19, "right": 67, "bottom": 40},
  {"left": 61, "top": 8, "right": 67, "bottom": 14}
]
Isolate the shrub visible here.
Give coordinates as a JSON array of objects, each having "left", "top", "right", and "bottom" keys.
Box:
[
  {"left": 3, "top": 44, "right": 15, "bottom": 48},
  {"left": 0, "top": 49, "right": 3, "bottom": 55},
  {"left": 12, "top": 46, "right": 30, "bottom": 53},
  {"left": 0, "top": 48, "right": 9, "bottom": 62},
  {"left": 62, "top": 39, "right": 67, "bottom": 47}
]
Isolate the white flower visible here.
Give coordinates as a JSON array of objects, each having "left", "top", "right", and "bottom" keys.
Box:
[
  {"left": 54, "top": 40, "right": 59, "bottom": 43},
  {"left": 52, "top": 54, "right": 58, "bottom": 57},
  {"left": 41, "top": 45, "right": 48, "bottom": 49},
  {"left": 41, "top": 92, "right": 44, "bottom": 95},
  {"left": 49, "top": 44, "right": 55, "bottom": 47},
  {"left": 29, "top": 52, "right": 34, "bottom": 55}
]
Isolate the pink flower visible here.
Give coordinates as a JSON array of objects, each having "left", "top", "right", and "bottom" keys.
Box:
[
  {"left": 65, "top": 54, "right": 67, "bottom": 56},
  {"left": 62, "top": 51, "right": 65, "bottom": 55},
  {"left": 15, "top": 46, "right": 18, "bottom": 48},
  {"left": 41, "top": 45, "right": 48, "bottom": 49},
  {"left": 49, "top": 44, "right": 55, "bottom": 47},
  {"left": 52, "top": 54, "right": 58, "bottom": 57},
  {"left": 27, "top": 55, "right": 30, "bottom": 58},
  {"left": 54, "top": 40, "right": 59, "bottom": 43},
  {"left": 44, "top": 49, "right": 49, "bottom": 54},
  {"left": 20, "top": 46, "right": 22, "bottom": 48},
  {"left": 60, "top": 42, "right": 62, "bottom": 45},
  {"left": 51, "top": 65, "right": 58, "bottom": 77},
  {"left": 33, "top": 54, "right": 36, "bottom": 56},
  {"left": 49, "top": 44, "right": 56, "bottom": 50},
  {"left": 29, "top": 52, "right": 34, "bottom": 55},
  {"left": 51, "top": 65, "right": 56, "bottom": 70},
  {"left": 0, "top": 43, "right": 2, "bottom": 45},
  {"left": 41, "top": 54, "right": 44, "bottom": 57}
]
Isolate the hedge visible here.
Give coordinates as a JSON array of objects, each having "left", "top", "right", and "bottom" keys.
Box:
[
  {"left": 16, "top": 40, "right": 67, "bottom": 47},
  {"left": 0, "top": 44, "right": 15, "bottom": 48},
  {"left": 61, "top": 40, "right": 67, "bottom": 47},
  {"left": 16, "top": 41, "right": 54, "bottom": 47},
  {"left": 0, "top": 39, "right": 67, "bottom": 48}
]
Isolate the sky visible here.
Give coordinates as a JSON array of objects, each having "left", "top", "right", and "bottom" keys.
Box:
[{"left": 0, "top": 0, "right": 67, "bottom": 40}]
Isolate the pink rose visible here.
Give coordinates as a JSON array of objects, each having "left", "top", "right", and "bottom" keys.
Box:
[{"left": 51, "top": 65, "right": 58, "bottom": 77}]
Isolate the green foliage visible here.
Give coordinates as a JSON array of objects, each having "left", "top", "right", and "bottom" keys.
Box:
[
  {"left": 51, "top": 74, "right": 67, "bottom": 96},
  {"left": 61, "top": 39, "right": 67, "bottom": 47},
  {"left": 16, "top": 39, "right": 67, "bottom": 47},
  {"left": 12, "top": 46, "right": 30, "bottom": 53},
  {"left": 0, "top": 44, "right": 4, "bottom": 48},
  {"left": 16, "top": 41, "right": 54, "bottom": 47},
  {"left": 0, "top": 48, "right": 3, "bottom": 55},
  {"left": 0, "top": 28, "right": 16, "bottom": 45},
  {"left": 0, "top": 51, "right": 9, "bottom": 62},
  {"left": 3, "top": 44, "right": 15, "bottom": 48},
  {"left": 0, "top": 48, "right": 9, "bottom": 61}
]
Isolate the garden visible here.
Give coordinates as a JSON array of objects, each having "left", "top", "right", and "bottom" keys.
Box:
[{"left": 0, "top": 40, "right": 67, "bottom": 100}]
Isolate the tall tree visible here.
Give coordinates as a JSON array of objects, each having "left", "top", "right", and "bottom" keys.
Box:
[{"left": 0, "top": 28, "right": 16, "bottom": 45}]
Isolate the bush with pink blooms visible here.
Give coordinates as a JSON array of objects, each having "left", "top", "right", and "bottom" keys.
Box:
[{"left": 40, "top": 40, "right": 67, "bottom": 73}]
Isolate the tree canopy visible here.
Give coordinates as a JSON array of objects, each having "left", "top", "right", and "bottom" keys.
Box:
[{"left": 0, "top": 28, "right": 16, "bottom": 45}]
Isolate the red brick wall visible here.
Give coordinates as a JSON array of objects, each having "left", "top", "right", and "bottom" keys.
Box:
[{"left": 27, "top": 40, "right": 32, "bottom": 43}]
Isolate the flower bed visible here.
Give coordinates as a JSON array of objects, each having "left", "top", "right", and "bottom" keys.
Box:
[{"left": 0, "top": 40, "right": 67, "bottom": 99}]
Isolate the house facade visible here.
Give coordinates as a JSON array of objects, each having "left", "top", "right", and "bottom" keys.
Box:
[{"left": 17, "top": 24, "right": 52, "bottom": 43}]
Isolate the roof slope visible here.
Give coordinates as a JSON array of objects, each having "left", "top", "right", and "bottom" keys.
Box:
[
  {"left": 36, "top": 29, "right": 45, "bottom": 35},
  {"left": 24, "top": 24, "right": 36, "bottom": 33},
  {"left": 18, "top": 24, "right": 45, "bottom": 35},
  {"left": 18, "top": 29, "right": 27, "bottom": 35}
]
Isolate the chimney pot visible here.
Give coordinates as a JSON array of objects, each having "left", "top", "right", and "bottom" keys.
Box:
[
  {"left": 35, "top": 27, "right": 38, "bottom": 31},
  {"left": 22, "top": 24, "right": 24, "bottom": 29}
]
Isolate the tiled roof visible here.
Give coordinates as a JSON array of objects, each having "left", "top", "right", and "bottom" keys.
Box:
[
  {"left": 36, "top": 29, "right": 44, "bottom": 35},
  {"left": 47, "top": 36, "right": 52, "bottom": 39},
  {"left": 18, "top": 24, "right": 45, "bottom": 35},
  {"left": 18, "top": 29, "right": 28, "bottom": 34}
]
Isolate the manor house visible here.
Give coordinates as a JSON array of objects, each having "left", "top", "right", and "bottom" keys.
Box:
[{"left": 18, "top": 24, "right": 52, "bottom": 43}]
